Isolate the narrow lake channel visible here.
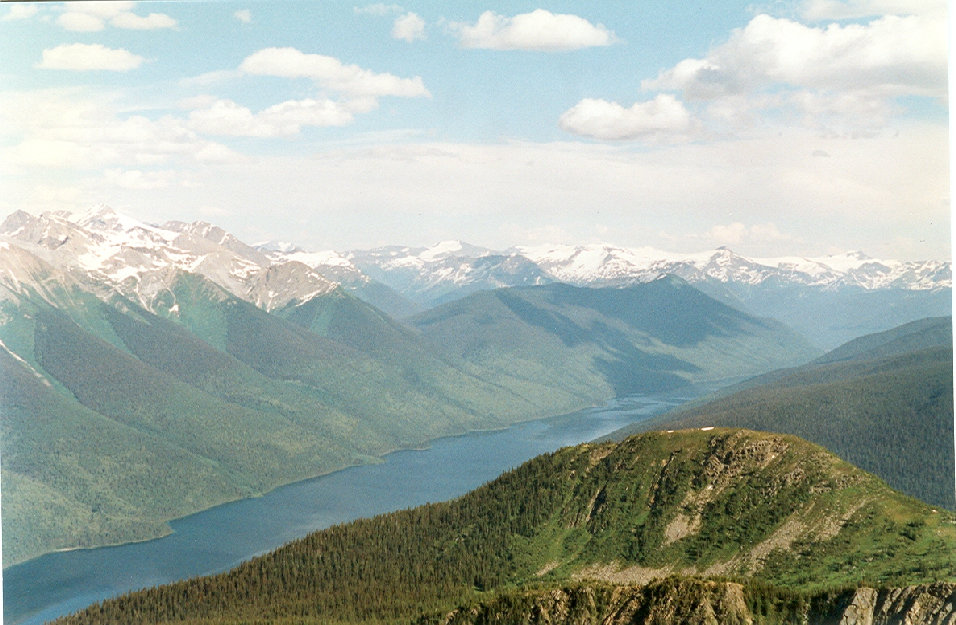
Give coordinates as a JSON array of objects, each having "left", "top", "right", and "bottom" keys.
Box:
[{"left": 4, "top": 389, "right": 701, "bottom": 625}]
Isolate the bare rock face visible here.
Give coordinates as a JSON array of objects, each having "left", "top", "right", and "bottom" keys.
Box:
[
  {"left": 840, "top": 587, "right": 878, "bottom": 625},
  {"left": 432, "top": 581, "right": 956, "bottom": 625},
  {"left": 840, "top": 583, "right": 956, "bottom": 625}
]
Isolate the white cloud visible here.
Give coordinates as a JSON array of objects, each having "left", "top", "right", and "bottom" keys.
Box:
[
  {"left": 787, "top": 90, "right": 895, "bottom": 133},
  {"left": 197, "top": 205, "right": 235, "bottom": 218},
  {"left": 501, "top": 223, "right": 577, "bottom": 245},
  {"left": 2, "top": 4, "right": 39, "bottom": 20},
  {"left": 4, "top": 121, "right": 948, "bottom": 258},
  {"left": 558, "top": 95, "right": 699, "bottom": 141},
  {"left": 1, "top": 89, "right": 238, "bottom": 171},
  {"left": 69, "top": 2, "right": 136, "bottom": 18},
  {"left": 37, "top": 43, "right": 145, "bottom": 71},
  {"left": 800, "top": 0, "right": 945, "bottom": 20},
  {"left": 638, "top": 12, "right": 946, "bottom": 135},
  {"left": 234, "top": 9, "right": 252, "bottom": 23},
  {"left": 393, "top": 12, "right": 425, "bottom": 42},
  {"left": 354, "top": 4, "right": 403, "bottom": 16},
  {"left": 134, "top": 128, "right": 945, "bottom": 258},
  {"left": 54, "top": 1, "right": 176, "bottom": 31},
  {"left": 179, "top": 69, "right": 243, "bottom": 88},
  {"left": 452, "top": 10, "right": 616, "bottom": 51},
  {"left": 645, "top": 14, "right": 946, "bottom": 100},
  {"left": 57, "top": 11, "right": 105, "bottom": 31},
  {"left": 239, "top": 47, "right": 430, "bottom": 98},
  {"left": 187, "top": 98, "right": 356, "bottom": 137}
]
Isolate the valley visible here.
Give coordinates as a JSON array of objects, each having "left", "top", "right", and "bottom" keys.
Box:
[
  {"left": 1, "top": 208, "right": 827, "bottom": 567},
  {"left": 4, "top": 390, "right": 694, "bottom": 625},
  {"left": 1, "top": 207, "right": 952, "bottom": 625}
]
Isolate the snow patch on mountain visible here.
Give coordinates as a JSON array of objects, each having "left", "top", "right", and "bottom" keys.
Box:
[
  {"left": 1, "top": 207, "right": 949, "bottom": 319},
  {"left": 518, "top": 243, "right": 674, "bottom": 284},
  {"left": 0, "top": 207, "right": 339, "bottom": 313},
  {"left": 513, "top": 244, "right": 951, "bottom": 291},
  {"left": 279, "top": 250, "right": 354, "bottom": 269}
]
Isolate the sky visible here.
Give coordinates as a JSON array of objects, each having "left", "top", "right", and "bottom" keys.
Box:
[{"left": 0, "top": 0, "right": 949, "bottom": 259}]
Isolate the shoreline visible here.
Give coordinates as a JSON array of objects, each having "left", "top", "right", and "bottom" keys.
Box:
[
  {"left": 5, "top": 383, "right": 716, "bottom": 572},
  {"left": 3, "top": 386, "right": 704, "bottom": 625},
  {"left": 5, "top": 395, "right": 615, "bottom": 571}
]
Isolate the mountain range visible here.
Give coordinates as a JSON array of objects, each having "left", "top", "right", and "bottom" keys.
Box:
[
  {"left": 345, "top": 239, "right": 950, "bottom": 299},
  {"left": 4, "top": 206, "right": 948, "bottom": 349},
  {"left": 0, "top": 207, "right": 820, "bottom": 566},
  {"left": 317, "top": 238, "right": 951, "bottom": 348}
]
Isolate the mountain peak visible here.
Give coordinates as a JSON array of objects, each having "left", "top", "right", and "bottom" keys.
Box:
[
  {"left": 419, "top": 240, "right": 490, "bottom": 262},
  {"left": 68, "top": 205, "right": 161, "bottom": 237},
  {"left": 256, "top": 240, "right": 303, "bottom": 254},
  {"left": 70, "top": 203, "right": 117, "bottom": 223},
  {"left": 813, "top": 250, "right": 880, "bottom": 272},
  {"left": 0, "top": 209, "right": 35, "bottom": 234}
]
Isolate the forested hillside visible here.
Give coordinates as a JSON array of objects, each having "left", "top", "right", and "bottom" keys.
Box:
[
  {"left": 620, "top": 317, "right": 955, "bottom": 509},
  {"left": 412, "top": 277, "right": 819, "bottom": 397},
  {"left": 55, "top": 429, "right": 956, "bottom": 625},
  {"left": 1, "top": 248, "right": 818, "bottom": 566}
]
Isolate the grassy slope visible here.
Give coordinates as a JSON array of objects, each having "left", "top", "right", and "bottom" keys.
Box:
[
  {"left": 618, "top": 317, "right": 955, "bottom": 509},
  {"left": 53, "top": 429, "right": 956, "bottom": 625}
]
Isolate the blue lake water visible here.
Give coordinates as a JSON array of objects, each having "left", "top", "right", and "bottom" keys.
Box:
[{"left": 3, "top": 390, "right": 699, "bottom": 625}]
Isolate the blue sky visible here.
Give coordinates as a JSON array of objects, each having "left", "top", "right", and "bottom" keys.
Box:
[{"left": 0, "top": 0, "right": 949, "bottom": 259}]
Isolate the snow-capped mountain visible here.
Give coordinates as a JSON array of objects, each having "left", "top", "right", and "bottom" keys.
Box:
[
  {"left": 1, "top": 206, "right": 950, "bottom": 345},
  {"left": 514, "top": 243, "right": 951, "bottom": 291},
  {"left": 262, "top": 246, "right": 367, "bottom": 285},
  {"left": 347, "top": 241, "right": 551, "bottom": 307},
  {"left": 0, "top": 206, "right": 340, "bottom": 313},
  {"left": 342, "top": 240, "right": 950, "bottom": 348}
]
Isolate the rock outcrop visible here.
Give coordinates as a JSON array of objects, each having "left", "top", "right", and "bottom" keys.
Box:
[
  {"left": 431, "top": 580, "right": 956, "bottom": 625},
  {"left": 839, "top": 583, "right": 956, "bottom": 625}
]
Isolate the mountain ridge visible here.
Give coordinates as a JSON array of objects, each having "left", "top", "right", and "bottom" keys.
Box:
[
  {"left": 427, "top": 579, "right": 956, "bottom": 625},
  {"left": 615, "top": 317, "right": 955, "bottom": 509},
  {"left": 3, "top": 208, "right": 949, "bottom": 322},
  {"left": 51, "top": 428, "right": 956, "bottom": 625},
  {"left": 411, "top": 277, "right": 820, "bottom": 397}
]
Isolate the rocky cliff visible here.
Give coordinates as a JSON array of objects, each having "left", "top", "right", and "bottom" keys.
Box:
[{"left": 431, "top": 579, "right": 956, "bottom": 625}]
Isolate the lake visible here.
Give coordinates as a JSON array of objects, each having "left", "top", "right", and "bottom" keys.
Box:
[{"left": 3, "top": 389, "right": 699, "bottom": 625}]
